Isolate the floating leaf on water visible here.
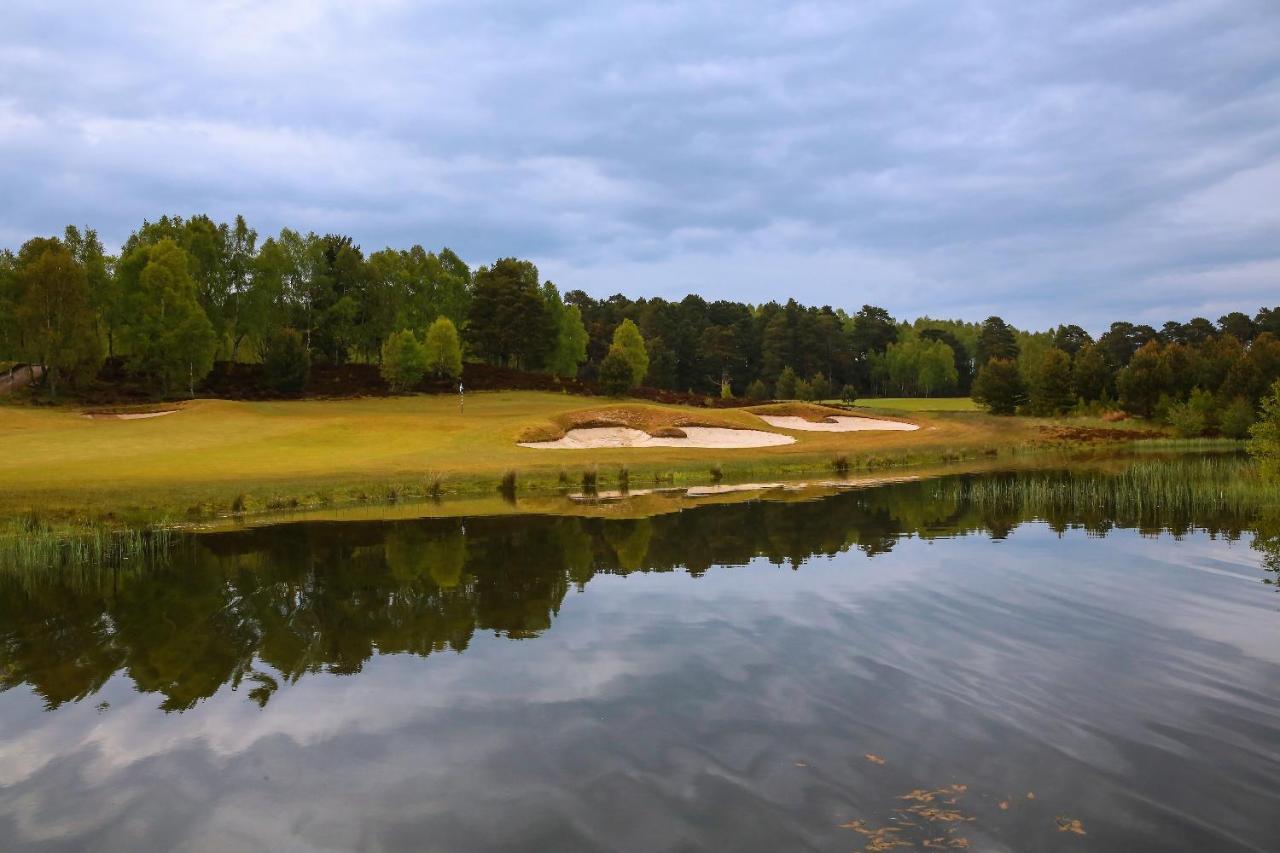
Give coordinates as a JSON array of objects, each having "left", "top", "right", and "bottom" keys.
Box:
[
  {"left": 1055, "top": 816, "right": 1086, "bottom": 835},
  {"left": 865, "top": 753, "right": 887, "bottom": 765},
  {"left": 998, "top": 800, "right": 1009, "bottom": 810},
  {"left": 794, "top": 761, "right": 808, "bottom": 767}
]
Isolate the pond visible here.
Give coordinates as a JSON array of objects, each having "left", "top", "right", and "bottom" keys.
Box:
[{"left": 1, "top": 473, "right": 1279, "bottom": 851}]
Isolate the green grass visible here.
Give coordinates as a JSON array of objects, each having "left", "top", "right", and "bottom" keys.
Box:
[
  {"left": 0, "top": 515, "right": 175, "bottom": 581},
  {"left": 850, "top": 397, "right": 982, "bottom": 412},
  {"left": 0, "top": 391, "right": 1039, "bottom": 521},
  {"left": 933, "top": 456, "right": 1279, "bottom": 518}
]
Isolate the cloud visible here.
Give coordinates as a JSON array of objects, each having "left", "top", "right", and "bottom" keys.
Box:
[{"left": 0, "top": 0, "right": 1277, "bottom": 330}]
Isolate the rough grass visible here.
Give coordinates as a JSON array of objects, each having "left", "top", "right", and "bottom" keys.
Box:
[{"left": 0, "top": 391, "right": 1042, "bottom": 520}]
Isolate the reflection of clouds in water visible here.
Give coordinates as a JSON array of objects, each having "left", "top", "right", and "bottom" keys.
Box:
[{"left": 2, "top": 527, "right": 1279, "bottom": 850}]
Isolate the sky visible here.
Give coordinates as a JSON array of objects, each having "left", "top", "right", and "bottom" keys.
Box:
[{"left": 1, "top": 0, "right": 1277, "bottom": 332}]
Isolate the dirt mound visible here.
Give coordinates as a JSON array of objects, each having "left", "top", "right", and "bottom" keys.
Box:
[
  {"left": 1039, "top": 425, "right": 1164, "bottom": 442},
  {"left": 519, "top": 426, "right": 794, "bottom": 450},
  {"left": 747, "top": 402, "right": 855, "bottom": 421}
]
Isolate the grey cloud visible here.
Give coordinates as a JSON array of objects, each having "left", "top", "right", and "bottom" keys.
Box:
[{"left": 1, "top": 0, "right": 1277, "bottom": 331}]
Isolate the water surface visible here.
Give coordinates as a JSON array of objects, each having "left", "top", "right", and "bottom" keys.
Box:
[{"left": 2, "top": 479, "right": 1279, "bottom": 851}]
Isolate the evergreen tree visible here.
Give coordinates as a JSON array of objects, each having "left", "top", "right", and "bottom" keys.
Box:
[
  {"left": 467, "top": 258, "right": 553, "bottom": 368},
  {"left": 976, "top": 316, "right": 1019, "bottom": 366},
  {"left": 1028, "top": 348, "right": 1074, "bottom": 415},
  {"left": 598, "top": 348, "right": 633, "bottom": 396},
  {"left": 775, "top": 365, "right": 798, "bottom": 399},
  {"left": 1072, "top": 343, "right": 1111, "bottom": 402},
  {"left": 262, "top": 327, "right": 310, "bottom": 393},
  {"left": 971, "top": 358, "right": 1025, "bottom": 414},
  {"left": 1116, "top": 340, "right": 1171, "bottom": 417}
]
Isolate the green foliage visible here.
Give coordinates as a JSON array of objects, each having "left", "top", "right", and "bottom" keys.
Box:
[
  {"left": 1072, "top": 343, "right": 1111, "bottom": 402},
  {"left": 876, "top": 336, "right": 959, "bottom": 396},
  {"left": 1250, "top": 380, "right": 1280, "bottom": 479},
  {"left": 976, "top": 316, "right": 1018, "bottom": 366},
  {"left": 1166, "top": 388, "right": 1215, "bottom": 438},
  {"left": 467, "top": 258, "right": 553, "bottom": 368},
  {"left": 774, "top": 366, "right": 798, "bottom": 399},
  {"left": 117, "top": 239, "right": 217, "bottom": 396},
  {"left": 795, "top": 378, "right": 815, "bottom": 401},
  {"left": 809, "top": 372, "right": 832, "bottom": 401},
  {"left": 262, "top": 328, "right": 310, "bottom": 392},
  {"left": 1027, "top": 348, "right": 1074, "bottom": 415},
  {"left": 971, "top": 357, "right": 1025, "bottom": 415},
  {"left": 13, "top": 238, "right": 103, "bottom": 398},
  {"left": 545, "top": 293, "right": 589, "bottom": 377},
  {"left": 610, "top": 318, "right": 648, "bottom": 387},
  {"left": 746, "top": 379, "right": 768, "bottom": 401},
  {"left": 1116, "top": 340, "right": 1171, "bottom": 417},
  {"left": 598, "top": 348, "right": 634, "bottom": 395},
  {"left": 10, "top": 212, "right": 1280, "bottom": 413},
  {"left": 380, "top": 330, "right": 427, "bottom": 392},
  {"left": 423, "top": 315, "right": 463, "bottom": 379},
  {"left": 1220, "top": 397, "right": 1255, "bottom": 440}
]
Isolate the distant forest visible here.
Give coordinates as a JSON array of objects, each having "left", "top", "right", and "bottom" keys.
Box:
[{"left": 3, "top": 214, "right": 1280, "bottom": 431}]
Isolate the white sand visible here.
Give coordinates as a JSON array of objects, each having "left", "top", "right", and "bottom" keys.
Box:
[
  {"left": 519, "top": 426, "right": 795, "bottom": 450},
  {"left": 755, "top": 414, "right": 918, "bottom": 432},
  {"left": 83, "top": 410, "right": 178, "bottom": 420}
]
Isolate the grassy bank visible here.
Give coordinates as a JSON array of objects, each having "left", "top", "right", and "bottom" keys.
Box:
[{"left": 0, "top": 390, "right": 1169, "bottom": 524}]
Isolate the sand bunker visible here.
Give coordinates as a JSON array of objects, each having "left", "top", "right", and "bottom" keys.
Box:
[
  {"left": 83, "top": 409, "right": 178, "bottom": 420},
  {"left": 755, "top": 414, "right": 918, "bottom": 432},
  {"left": 520, "top": 426, "right": 795, "bottom": 450}
]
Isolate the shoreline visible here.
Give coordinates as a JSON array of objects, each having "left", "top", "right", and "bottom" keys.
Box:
[{"left": 0, "top": 390, "right": 1168, "bottom": 526}]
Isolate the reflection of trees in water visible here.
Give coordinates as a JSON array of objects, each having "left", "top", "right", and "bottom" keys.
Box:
[{"left": 1, "top": 481, "right": 1274, "bottom": 712}]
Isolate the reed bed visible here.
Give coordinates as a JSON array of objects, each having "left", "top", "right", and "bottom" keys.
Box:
[
  {"left": 933, "top": 457, "right": 1277, "bottom": 519},
  {"left": 0, "top": 516, "right": 176, "bottom": 580}
]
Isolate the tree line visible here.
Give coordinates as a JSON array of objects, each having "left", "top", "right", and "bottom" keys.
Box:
[{"left": 3, "top": 213, "right": 1280, "bottom": 433}]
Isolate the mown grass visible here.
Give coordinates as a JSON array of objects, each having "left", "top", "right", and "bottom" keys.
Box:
[{"left": 0, "top": 391, "right": 1041, "bottom": 521}]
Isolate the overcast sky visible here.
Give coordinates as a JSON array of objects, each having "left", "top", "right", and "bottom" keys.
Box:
[{"left": 2, "top": 0, "right": 1277, "bottom": 331}]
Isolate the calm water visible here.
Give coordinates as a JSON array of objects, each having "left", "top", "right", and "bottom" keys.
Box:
[{"left": 2, "top": 479, "right": 1279, "bottom": 852}]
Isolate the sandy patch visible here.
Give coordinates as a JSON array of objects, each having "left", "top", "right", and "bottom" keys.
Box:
[
  {"left": 755, "top": 414, "right": 918, "bottom": 432},
  {"left": 520, "top": 426, "right": 794, "bottom": 450},
  {"left": 83, "top": 409, "right": 178, "bottom": 420}
]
